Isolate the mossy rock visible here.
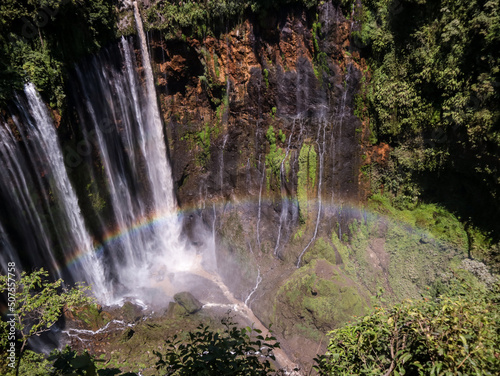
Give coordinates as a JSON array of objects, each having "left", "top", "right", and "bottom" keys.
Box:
[
  {"left": 70, "top": 304, "right": 111, "bottom": 331},
  {"left": 165, "top": 301, "right": 188, "bottom": 317},
  {"left": 121, "top": 301, "right": 144, "bottom": 322},
  {"left": 274, "top": 259, "right": 369, "bottom": 338},
  {"left": 303, "top": 237, "right": 338, "bottom": 266},
  {"left": 173, "top": 292, "right": 203, "bottom": 314}
]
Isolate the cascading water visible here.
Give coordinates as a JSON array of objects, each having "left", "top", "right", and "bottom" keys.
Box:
[
  {"left": 297, "top": 115, "right": 327, "bottom": 268},
  {"left": 0, "top": 223, "right": 20, "bottom": 277},
  {"left": 220, "top": 134, "right": 228, "bottom": 193},
  {"left": 256, "top": 155, "right": 265, "bottom": 250},
  {"left": 244, "top": 268, "right": 262, "bottom": 308},
  {"left": 274, "top": 120, "right": 296, "bottom": 257},
  {"left": 0, "top": 5, "right": 195, "bottom": 304},
  {"left": 0, "top": 125, "right": 56, "bottom": 277},
  {"left": 0, "top": 84, "right": 109, "bottom": 301},
  {"left": 71, "top": 37, "right": 193, "bottom": 300},
  {"left": 65, "top": 6, "right": 194, "bottom": 299}
]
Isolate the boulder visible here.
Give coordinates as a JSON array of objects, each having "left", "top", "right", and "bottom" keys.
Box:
[{"left": 173, "top": 291, "right": 203, "bottom": 314}]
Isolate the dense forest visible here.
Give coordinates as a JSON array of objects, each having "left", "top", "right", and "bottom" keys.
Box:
[{"left": 1, "top": 0, "right": 499, "bottom": 375}]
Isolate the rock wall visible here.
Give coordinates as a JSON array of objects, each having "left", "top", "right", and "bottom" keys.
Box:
[
  {"left": 135, "top": 3, "right": 370, "bottom": 367},
  {"left": 152, "top": 4, "right": 364, "bottom": 206}
]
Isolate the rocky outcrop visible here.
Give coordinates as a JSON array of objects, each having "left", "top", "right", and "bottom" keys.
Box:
[{"left": 174, "top": 291, "right": 203, "bottom": 314}]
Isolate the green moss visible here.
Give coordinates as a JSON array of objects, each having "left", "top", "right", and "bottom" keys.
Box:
[
  {"left": 73, "top": 303, "right": 110, "bottom": 330},
  {"left": 197, "top": 124, "right": 211, "bottom": 162},
  {"left": 278, "top": 128, "right": 285, "bottom": 142},
  {"left": 265, "top": 126, "right": 286, "bottom": 191},
  {"left": 293, "top": 225, "right": 305, "bottom": 241},
  {"left": 85, "top": 182, "right": 105, "bottom": 213},
  {"left": 274, "top": 259, "right": 367, "bottom": 340},
  {"left": 368, "top": 194, "right": 468, "bottom": 249},
  {"left": 311, "top": 20, "right": 330, "bottom": 83},
  {"left": 331, "top": 230, "right": 356, "bottom": 277},
  {"left": 297, "top": 142, "right": 317, "bottom": 223},
  {"left": 303, "top": 237, "right": 336, "bottom": 265},
  {"left": 263, "top": 68, "right": 269, "bottom": 88},
  {"left": 213, "top": 53, "right": 220, "bottom": 78}
]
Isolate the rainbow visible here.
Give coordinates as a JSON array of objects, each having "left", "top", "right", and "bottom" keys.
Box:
[{"left": 58, "top": 195, "right": 449, "bottom": 277}]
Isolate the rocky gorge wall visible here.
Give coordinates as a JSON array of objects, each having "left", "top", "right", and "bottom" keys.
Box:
[
  {"left": 125, "top": 2, "right": 373, "bottom": 365},
  {"left": 119, "top": 1, "right": 469, "bottom": 367},
  {"left": 0, "top": 0, "right": 485, "bottom": 371}
]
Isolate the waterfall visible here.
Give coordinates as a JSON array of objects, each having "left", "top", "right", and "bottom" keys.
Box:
[
  {"left": 244, "top": 267, "right": 262, "bottom": 308},
  {"left": 0, "top": 84, "right": 109, "bottom": 301},
  {"left": 0, "top": 223, "right": 20, "bottom": 277},
  {"left": 0, "top": 124, "right": 56, "bottom": 277},
  {"left": 331, "top": 64, "right": 351, "bottom": 204},
  {"left": 69, "top": 7, "right": 193, "bottom": 298},
  {"left": 220, "top": 134, "right": 228, "bottom": 193},
  {"left": 274, "top": 121, "right": 295, "bottom": 257},
  {"left": 297, "top": 116, "right": 327, "bottom": 268},
  {"left": 212, "top": 203, "right": 217, "bottom": 249},
  {"left": 133, "top": 1, "right": 175, "bottom": 213},
  {"left": 0, "top": 5, "right": 195, "bottom": 304},
  {"left": 256, "top": 156, "right": 265, "bottom": 250}
]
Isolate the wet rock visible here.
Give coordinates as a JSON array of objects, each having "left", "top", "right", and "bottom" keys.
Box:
[
  {"left": 120, "top": 327, "right": 135, "bottom": 342},
  {"left": 174, "top": 291, "right": 203, "bottom": 314},
  {"left": 121, "top": 301, "right": 144, "bottom": 322}
]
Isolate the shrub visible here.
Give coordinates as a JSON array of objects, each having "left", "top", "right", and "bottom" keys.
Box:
[
  {"left": 154, "top": 318, "right": 280, "bottom": 375},
  {"left": 315, "top": 275, "right": 500, "bottom": 375}
]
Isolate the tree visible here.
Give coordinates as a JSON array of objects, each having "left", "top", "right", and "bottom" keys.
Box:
[
  {"left": 154, "top": 318, "right": 281, "bottom": 375},
  {"left": 0, "top": 268, "right": 95, "bottom": 376}
]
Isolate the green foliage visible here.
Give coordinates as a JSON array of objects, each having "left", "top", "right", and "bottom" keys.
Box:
[
  {"left": 297, "top": 142, "right": 317, "bottom": 222},
  {"left": 361, "top": 0, "right": 500, "bottom": 235},
  {"left": 0, "top": 268, "right": 95, "bottom": 374},
  {"left": 263, "top": 68, "right": 269, "bottom": 89},
  {"left": 198, "top": 124, "right": 212, "bottom": 162},
  {"left": 303, "top": 237, "right": 336, "bottom": 265},
  {"left": 7, "top": 350, "right": 52, "bottom": 376},
  {"left": 154, "top": 319, "right": 280, "bottom": 375},
  {"left": 86, "top": 182, "right": 106, "bottom": 213},
  {"left": 0, "top": 0, "right": 115, "bottom": 108},
  {"left": 265, "top": 126, "right": 286, "bottom": 190},
  {"left": 369, "top": 194, "right": 467, "bottom": 248},
  {"left": 198, "top": 48, "right": 227, "bottom": 107},
  {"left": 213, "top": 54, "right": 220, "bottom": 78},
  {"left": 145, "top": 0, "right": 321, "bottom": 39},
  {"left": 315, "top": 276, "right": 500, "bottom": 376},
  {"left": 311, "top": 20, "right": 330, "bottom": 82},
  {"left": 48, "top": 346, "right": 137, "bottom": 376}
]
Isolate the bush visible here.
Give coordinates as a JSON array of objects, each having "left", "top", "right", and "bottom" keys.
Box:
[
  {"left": 155, "top": 318, "right": 280, "bottom": 375},
  {"left": 315, "top": 274, "right": 500, "bottom": 375}
]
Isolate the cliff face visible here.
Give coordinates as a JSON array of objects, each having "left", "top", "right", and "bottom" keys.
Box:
[
  {"left": 149, "top": 4, "right": 364, "bottom": 205},
  {"left": 133, "top": 4, "right": 473, "bottom": 367},
  {"left": 139, "top": 3, "right": 369, "bottom": 365}
]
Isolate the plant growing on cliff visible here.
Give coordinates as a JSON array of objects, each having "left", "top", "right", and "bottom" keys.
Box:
[
  {"left": 0, "top": 0, "right": 115, "bottom": 109},
  {"left": 263, "top": 68, "right": 269, "bottom": 89},
  {"left": 311, "top": 20, "right": 329, "bottom": 82},
  {"left": 361, "top": 0, "right": 500, "bottom": 247},
  {"left": 0, "top": 268, "right": 95, "bottom": 375},
  {"left": 265, "top": 126, "right": 286, "bottom": 190},
  {"left": 297, "top": 143, "right": 317, "bottom": 223},
  {"left": 198, "top": 124, "right": 212, "bottom": 163}
]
